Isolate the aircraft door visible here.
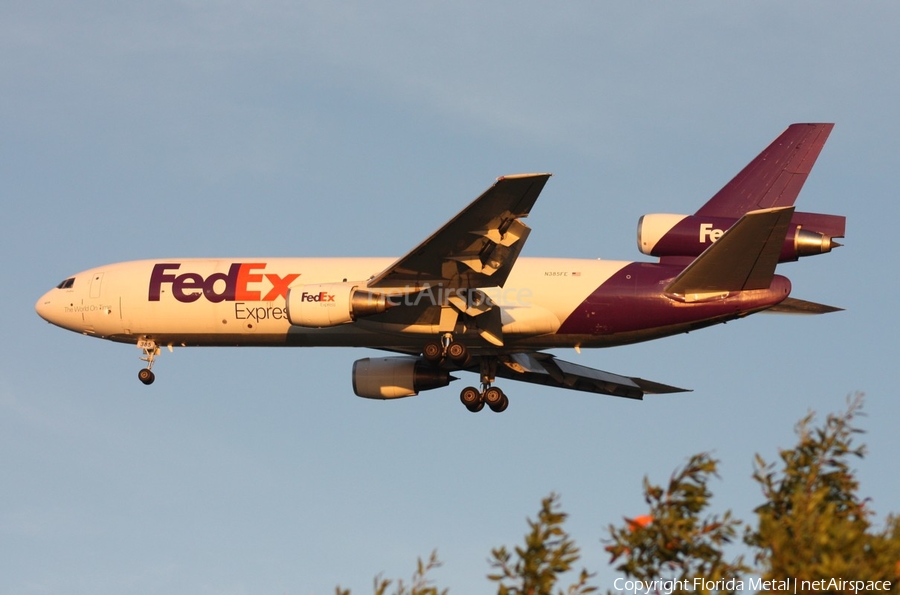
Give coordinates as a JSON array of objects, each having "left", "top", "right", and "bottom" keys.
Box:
[{"left": 90, "top": 272, "right": 104, "bottom": 298}]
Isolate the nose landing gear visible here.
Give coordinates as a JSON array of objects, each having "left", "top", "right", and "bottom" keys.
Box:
[{"left": 137, "top": 339, "right": 159, "bottom": 385}]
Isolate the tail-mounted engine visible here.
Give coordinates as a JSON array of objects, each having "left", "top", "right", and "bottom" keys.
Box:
[
  {"left": 286, "top": 282, "right": 391, "bottom": 328},
  {"left": 352, "top": 356, "right": 455, "bottom": 399},
  {"left": 637, "top": 211, "right": 845, "bottom": 262}
]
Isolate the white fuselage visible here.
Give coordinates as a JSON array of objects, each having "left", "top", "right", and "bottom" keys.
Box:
[{"left": 35, "top": 257, "right": 635, "bottom": 351}]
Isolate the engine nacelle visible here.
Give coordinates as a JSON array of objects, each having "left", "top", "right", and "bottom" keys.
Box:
[
  {"left": 637, "top": 211, "right": 844, "bottom": 262},
  {"left": 286, "top": 282, "right": 390, "bottom": 328},
  {"left": 352, "top": 357, "right": 455, "bottom": 399}
]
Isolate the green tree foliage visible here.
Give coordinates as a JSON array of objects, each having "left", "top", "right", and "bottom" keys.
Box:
[
  {"left": 746, "top": 394, "right": 900, "bottom": 588},
  {"left": 335, "top": 551, "right": 447, "bottom": 595},
  {"left": 603, "top": 454, "right": 747, "bottom": 593},
  {"left": 338, "top": 397, "right": 900, "bottom": 594},
  {"left": 487, "top": 493, "right": 596, "bottom": 595}
]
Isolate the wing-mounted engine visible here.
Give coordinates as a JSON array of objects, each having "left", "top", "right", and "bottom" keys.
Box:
[
  {"left": 637, "top": 211, "right": 845, "bottom": 262},
  {"left": 286, "top": 282, "right": 392, "bottom": 328},
  {"left": 352, "top": 356, "right": 456, "bottom": 399}
]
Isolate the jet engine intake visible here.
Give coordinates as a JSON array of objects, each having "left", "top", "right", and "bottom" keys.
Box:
[
  {"left": 286, "top": 282, "right": 390, "bottom": 328},
  {"left": 352, "top": 356, "right": 455, "bottom": 399}
]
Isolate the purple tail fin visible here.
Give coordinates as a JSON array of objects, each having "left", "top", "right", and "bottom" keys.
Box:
[{"left": 695, "top": 123, "right": 834, "bottom": 218}]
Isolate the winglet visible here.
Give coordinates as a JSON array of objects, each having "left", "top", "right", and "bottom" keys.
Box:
[{"left": 665, "top": 206, "right": 795, "bottom": 297}]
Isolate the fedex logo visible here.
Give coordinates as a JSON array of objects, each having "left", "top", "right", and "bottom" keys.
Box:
[
  {"left": 300, "top": 291, "right": 335, "bottom": 303},
  {"left": 699, "top": 223, "right": 724, "bottom": 243},
  {"left": 149, "top": 263, "right": 300, "bottom": 303}
]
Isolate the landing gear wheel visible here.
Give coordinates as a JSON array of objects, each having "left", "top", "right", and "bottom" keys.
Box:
[
  {"left": 460, "top": 386, "right": 484, "bottom": 412},
  {"left": 446, "top": 341, "right": 470, "bottom": 366},
  {"left": 484, "top": 386, "right": 505, "bottom": 411},
  {"left": 423, "top": 341, "right": 443, "bottom": 365},
  {"left": 138, "top": 368, "right": 155, "bottom": 385},
  {"left": 490, "top": 394, "right": 509, "bottom": 413},
  {"left": 137, "top": 339, "right": 160, "bottom": 385}
]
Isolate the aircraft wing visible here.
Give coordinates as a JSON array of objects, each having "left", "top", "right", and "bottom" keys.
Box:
[
  {"left": 368, "top": 174, "right": 551, "bottom": 289},
  {"left": 493, "top": 352, "right": 689, "bottom": 400}
]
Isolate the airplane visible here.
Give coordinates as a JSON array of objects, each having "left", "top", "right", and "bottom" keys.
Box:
[{"left": 35, "top": 123, "right": 845, "bottom": 413}]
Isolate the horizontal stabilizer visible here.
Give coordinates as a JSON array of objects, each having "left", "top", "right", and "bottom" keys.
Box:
[
  {"left": 764, "top": 297, "right": 843, "bottom": 315},
  {"left": 494, "top": 352, "right": 689, "bottom": 400},
  {"left": 665, "top": 206, "right": 795, "bottom": 297}
]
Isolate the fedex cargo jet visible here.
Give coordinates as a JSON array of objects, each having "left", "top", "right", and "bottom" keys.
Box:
[{"left": 36, "top": 123, "right": 844, "bottom": 413}]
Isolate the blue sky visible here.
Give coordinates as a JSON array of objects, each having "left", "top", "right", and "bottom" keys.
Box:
[{"left": 2, "top": 2, "right": 899, "bottom": 593}]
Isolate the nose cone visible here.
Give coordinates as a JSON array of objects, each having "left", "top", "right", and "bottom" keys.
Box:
[{"left": 35, "top": 289, "right": 58, "bottom": 324}]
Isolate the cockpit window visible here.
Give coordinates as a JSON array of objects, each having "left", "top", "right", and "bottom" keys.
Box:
[{"left": 56, "top": 278, "right": 75, "bottom": 289}]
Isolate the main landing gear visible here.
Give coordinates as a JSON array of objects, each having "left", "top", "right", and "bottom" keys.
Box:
[
  {"left": 422, "top": 336, "right": 509, "bottom": 413},
  {"left": 459, "top": 383, "right": 508, "bottom": 413},
  {"left": 460, "top": 350, "right": 508, "bottom": 413},
  {"left": 422, "top": 333, "right": 471, "bottom": 367},
  {"left": 137, "top": 339, "right": 159, "bottom": 385}
]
